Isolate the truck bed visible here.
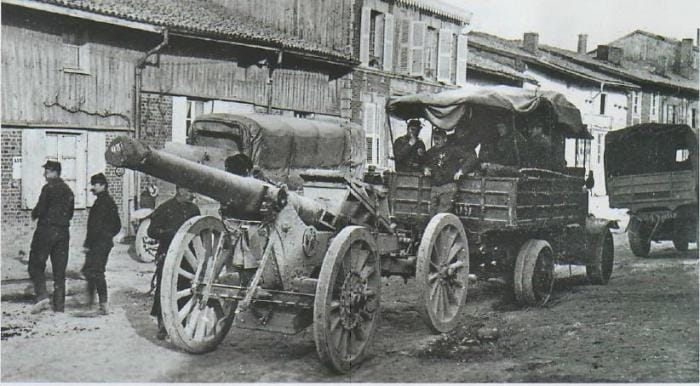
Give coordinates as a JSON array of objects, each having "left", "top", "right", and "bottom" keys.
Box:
[
  {"left": 387, "top": 172, "right": 587, "bottom": 234},
  {"left": 607, "top": 170, "right": 696, "bottom": 212}
]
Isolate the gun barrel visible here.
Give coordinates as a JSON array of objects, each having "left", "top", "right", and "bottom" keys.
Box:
[{"left": 106, "top": 136, "right": 326, "bottom": 224}]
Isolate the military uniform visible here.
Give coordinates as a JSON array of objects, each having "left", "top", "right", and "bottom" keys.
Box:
[
  {"left": 393, "top": 135, "right": 426, "bottom": 172},
  {"left": 82, "top": 174, "right": 121, "bottom": 309},
  {"left": 424, "top": 144, "right": 479, "bottom": 215},
  {"left": 147, "top": 197, "right": 200, "bottom": 322},
  {"left": 480, "top": 130, "right": 525, "bottom": 167},
  {"left": 29, "top": 169, "right": 74, "bottom": 312}
]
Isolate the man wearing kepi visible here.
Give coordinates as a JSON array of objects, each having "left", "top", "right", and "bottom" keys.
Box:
[
  {"left": 148, "top": 186, "right": 200, "bottom": 339},
  {"left": 82, "top": 173, "right": 121, "bottom": 315},
  {"left": 393, "top": 119, "right": 426, "bottom": 172},
  {"left": 29, "top": 160, "right": 74, "bottom": 314}
]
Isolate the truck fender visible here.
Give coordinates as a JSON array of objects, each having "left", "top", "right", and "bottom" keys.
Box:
[{"left": 583, "top": 217, "right": 617, "bottom": 263}]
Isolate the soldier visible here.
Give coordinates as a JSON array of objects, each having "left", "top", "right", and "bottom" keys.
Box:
[
  {"left": 393, "top": 119, "right": 426, "bottom": 172},
  {"left": 479, "top": 122, "right": 523, "bottom": 167},
  {"left": 147, "top": 186, "right": 200, "bottom": 339},
  {"left": 29, "top": 160, "right": 74, "bottom": 314},
  {"left": 423, "top": 129, "right": 480, "bottom": 215},
  {"left": 82, "top": 173, "right": 121, "bottom": 315}
]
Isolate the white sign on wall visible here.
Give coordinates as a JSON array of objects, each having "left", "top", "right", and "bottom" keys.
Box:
[{"left": 12, "top": 157, "right": 21, "bottom": 179}]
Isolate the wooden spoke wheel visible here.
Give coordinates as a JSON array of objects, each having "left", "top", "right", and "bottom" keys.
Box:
[
  {"left": 160, "top": 216, "right": 236, "bottom": 353},
  {"left": 586, "top": 229, "right": 615, "bottom": 285},
  {"left": 416, "top": 213, "right": 469, "bottom": 334},
  {"left": 628, "top": 216, "right": 651, "bottom": 257},
  {"left": 135, "top": 218, "right": 158, "bottom": 263},
  {"left": 314, "top": 226, "right": 381, "bottom": 374},
  {"left": 514, "top": 239, "right": 555, "bottom": 306}
]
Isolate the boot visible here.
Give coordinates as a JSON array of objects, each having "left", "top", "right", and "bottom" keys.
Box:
[
  {"left": 156, "top": 317, "right": 168, "bottom": 340},
  {"left": 98, "top": 302, "right": 109, "bottom": 315},
  {"left": 53, "top": 286, "right": 66, "bottom": 313},
  {"left": 30, "top": 298, "right": 50, "bottom": 314}
]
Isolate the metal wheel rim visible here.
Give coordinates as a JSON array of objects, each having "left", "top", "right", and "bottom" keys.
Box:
[
  {"left": 161, "top": 216, "right": 235, "bottom": 351},
  {"left": 417, "top": 214, "right": 469, "bottom": 333},
  {"left": 314, "top": 227, "right": 380, "bottom": 373},
  {"left": 532, "top": 247, "right": 555, "bottom": 303}
]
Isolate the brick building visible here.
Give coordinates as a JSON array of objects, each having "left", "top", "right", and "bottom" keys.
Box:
[{"left": 1, "top": 0, "right": 356, "bottom": 278}]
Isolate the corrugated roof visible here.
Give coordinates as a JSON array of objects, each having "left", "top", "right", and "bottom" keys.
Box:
[
  {"left": 19, "top": 0, "right": 354, "bottom": 62},
  {"left": 467, "top": 51, "right": 537, "bottom": 84},
  {"left": 541, "top": 45, "right": 699, "bottom": 92},
  {"left": 468, "top": 31, "right": 639, "bottom": 89},
  {"left": 395, "top": 0, "right": 471, "bottom": 23}
]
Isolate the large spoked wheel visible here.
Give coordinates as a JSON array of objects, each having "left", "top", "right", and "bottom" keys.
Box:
[
  {"left": 586, "top": 229, "right": 615, "bottom": 285},
  {"left": 514, "top": 239, "right": 555, "bottom": 307},
  {"left": 135, "top": 218, "right": 158, "bottom": 263},
  {"left": 628, "top": 216, "right": 651, "bottom": 257},
  {"left": 161, "top": 215, "right": 236, "bottom": 354},
  {"left": 416, "top": 213, "right": 469, "bottom": 334},
  {"left": 314, "top": 226, "right": 381, "bottom": 374}
]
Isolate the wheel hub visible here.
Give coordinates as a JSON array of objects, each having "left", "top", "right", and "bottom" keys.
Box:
[{"left": 339, "top": 272, "right": 372, "bottom": 329}]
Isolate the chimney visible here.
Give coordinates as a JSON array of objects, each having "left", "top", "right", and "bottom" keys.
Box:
[
  {"left": 596, "top": 45, "right": 623, "bottom": 65},
  {"left": 677, "top": 38, "right": 694, "bottom": 78},
  {"left": 577, "top": 34, "right": 588, "bottom": 54},
  {"left": 523, "top": 32, "right": 539, "bottom": 53},
  {"left": 655, "top": 55, "right": 667, "bottom": 76}
]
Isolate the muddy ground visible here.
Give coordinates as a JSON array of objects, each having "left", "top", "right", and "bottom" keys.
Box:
[{"left": 1, "top": 232, "right": 698, "bottom": 382}]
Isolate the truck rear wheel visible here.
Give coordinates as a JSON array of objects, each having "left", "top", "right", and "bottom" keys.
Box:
[
  {"left": 513, "top": 239, "right": 555, "bottom": 306},
  {"left": 628, "top": 216, "right": 650, "bottom": 257},
  {"left": 673, "top": 232, "right": 689, "bottom": 252}
]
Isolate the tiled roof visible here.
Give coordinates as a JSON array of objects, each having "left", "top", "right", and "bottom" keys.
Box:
[
  {"left": 395, "top": 0, "right": 471, "bottom": 23},
  {"left": 20, "top": 0, "right": 353, "bottom": 62},
  {"left": 611, "top": 30, "right": 700, "bottom": 52},
  {"left": 468, "top": 31, "right": 639, "bottom": 89},
  {"left": 541, "top": 45, "right": 699, "bottom": 92},
  {"left": 467, "top": 51, "right": 537, "bottom": 84}
]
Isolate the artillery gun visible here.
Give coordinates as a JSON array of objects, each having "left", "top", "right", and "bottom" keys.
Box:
[{"left": 106, "top": 135, "right": 470, "bottom": 373}]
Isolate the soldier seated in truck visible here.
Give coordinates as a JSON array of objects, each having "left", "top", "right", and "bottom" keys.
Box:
[
  {"left": 423, "top": 129, "right": 480, "bottom": 215},
  {"left": 393, "top": 119, "right": 426, "bottom": 172}
]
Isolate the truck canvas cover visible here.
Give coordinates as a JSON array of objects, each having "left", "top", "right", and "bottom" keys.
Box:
[{"left": 387, "top": 85, "right": 591, "bottom": 139}]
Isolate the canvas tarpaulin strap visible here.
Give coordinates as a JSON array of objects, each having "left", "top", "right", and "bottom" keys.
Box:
[{"left": 386, "top": 85, "right": 590, "bottom": 139}]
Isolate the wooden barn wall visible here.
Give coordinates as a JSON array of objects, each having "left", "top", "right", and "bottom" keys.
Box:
[
  {"left": 1, "top": 12, "right": 138, "bottom": 128},
  {"left": 141, "top": 53, "right": 341, "bottom": 115},
  {"left": 210, "top": 0, "right": 354, "bottom": 56}
]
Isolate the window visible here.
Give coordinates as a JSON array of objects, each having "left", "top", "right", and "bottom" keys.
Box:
[
  {"left": 596, "top": 133, "right": 603, "bottom": 163},
  {"left": 62, "top": 30, "right": 89, "bottom": 73},
  {"left": 666, "top": 105, "right": 677, "bottom": 124},
  {"left": 21, "top": 130, "right": 106, "bottom": 209},
  {"left": 437, "top": 29, "right": 453, "bottom": 82},
  {"left": 172, "top": 97, "right": 254, "bottom": 144},
  {"left": 599, "top": 93, "right": 607, "bottom": 115},
  {"left": 632, "top": 91, "right": 640, "bottom": 116},
  {"left": 360, "top": 8, "right": 394, "bottom": 71},
  {"left": 692, "top": 108, "right": 697, "bottom": 128},
  {"left": 424, "top": 27, "right": 439, "bottom": 79},
  {"left": 650, "top": 93, "right": 658, "bottom": 122},
  {"left": 676, "top": 148, "right": 690, "bottom": 163}
]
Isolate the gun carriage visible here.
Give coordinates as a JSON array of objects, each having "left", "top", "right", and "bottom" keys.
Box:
[{"left": 106, "top": 87, "right": 616, "bottom": 373}]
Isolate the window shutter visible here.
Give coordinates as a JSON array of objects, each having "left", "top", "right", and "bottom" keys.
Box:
[
  {"left": 21, "top": 129, "right": 47, "bottom": 209},
  {"left": 74, "top": 133, "right": 87, "bottom": 208},
  {"left": 383, "top": 14, "right": 395, "bottom": 71},
  {"left": 363, "top": 102, "right": 377, "bottom": 165},
  {"left": 359, "top": 6, "right": 372, "bottom": 66},
  {"left": 456, "top": 34, "right": 468, "bottom": 85},
  {"left": 78, "top": 44, "right": 90, "bottom": 72},
  {"left": 86, "top": 132, "right": 106, "bottom": 207},
  {"left": 373, "top": 14, "right": 385, "bottom": 64},
  {"left": 437, "top": 29, "right": 452, "bottom": 82},
  {"left": 171, "top": 96, "right": 188, "bottom": 144},
  {"left": 397, "top": 18, "right": 413, "bottom": 74},
  {"left": 410, "top": 21, "right": 426, "bottom": 76},
  {"left": 374, "top": 102, "right": 386, "bottom": 167}
]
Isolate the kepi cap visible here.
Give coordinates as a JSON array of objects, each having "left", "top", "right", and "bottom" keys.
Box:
[
  {"left": 433, "top": 128, "right": 447, "bottom": 137},
  {"left": 407, "top": 119, "right": 422, "bottom": 129},
  {"left": 42, "top": 160, "right": 61, "bottom": 173},
  {"left": 90, "top": 172, "right": 108, "bottom": 185}
]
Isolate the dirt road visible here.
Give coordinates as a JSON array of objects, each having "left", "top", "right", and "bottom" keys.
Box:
[{"left": 2, "top": 233, "right": 698, "bottom": 382}]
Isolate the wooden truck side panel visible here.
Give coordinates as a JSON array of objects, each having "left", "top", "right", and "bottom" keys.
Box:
[{"left": 608, "top": 170, "right": 696, "bottom": 211}]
